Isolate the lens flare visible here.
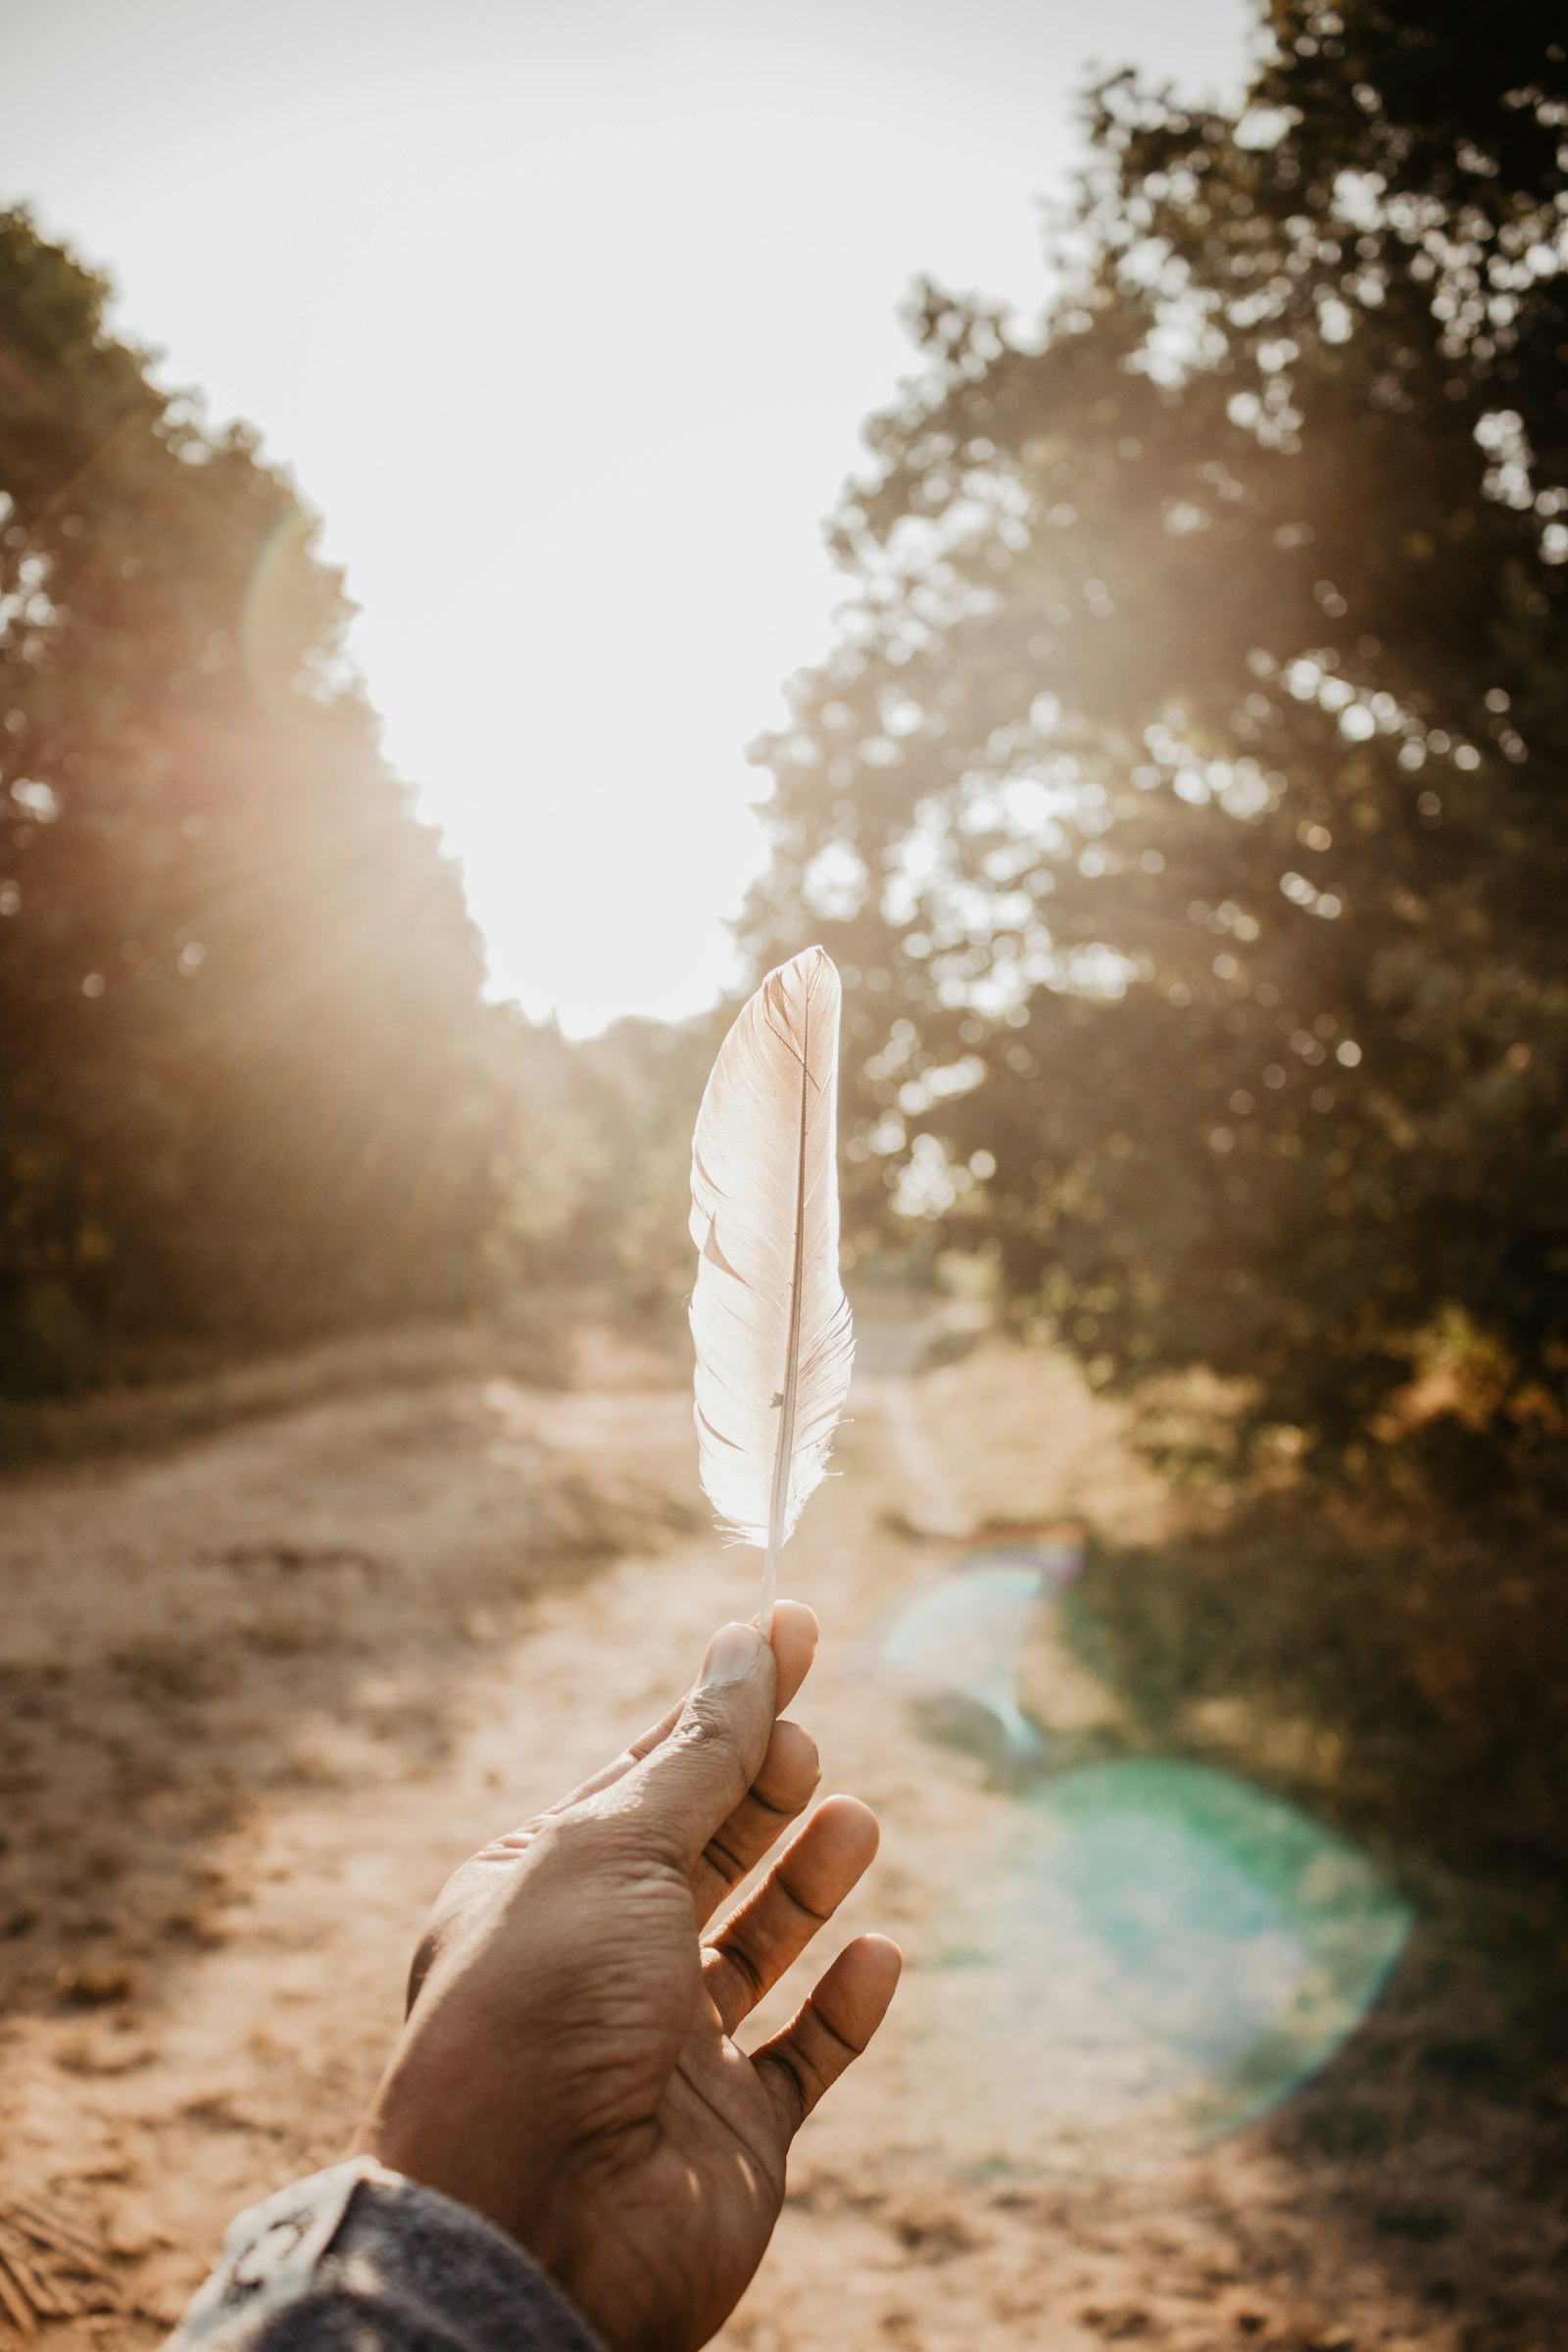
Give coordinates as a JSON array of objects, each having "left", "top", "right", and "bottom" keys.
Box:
[
  {"left": 903, "top": 1757, "right": 1411, "bottom": 2175},
  {"left": 854, "top": 1538, "right": 1082, "bottom": 1767},
  {"left": 860, "top": 1554, "right": 1414, "bottom": 2173}
]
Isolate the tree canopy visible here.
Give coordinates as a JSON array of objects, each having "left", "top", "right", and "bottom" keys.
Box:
[
  {"left": 0, "top": 211, "right": 508, "bottom": 1388},
  {"left": 748, "top": 0, "right": 1568, "bottom": 1498}
]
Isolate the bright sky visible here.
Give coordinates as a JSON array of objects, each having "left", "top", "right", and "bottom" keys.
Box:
[{"left": 1, "top": 0, "right": 1250, "bottom": 1034}]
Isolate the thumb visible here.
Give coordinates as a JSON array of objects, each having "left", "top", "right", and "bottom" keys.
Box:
[{"left": 624, "top": 1621, "right": 776, "bottom": 1867}]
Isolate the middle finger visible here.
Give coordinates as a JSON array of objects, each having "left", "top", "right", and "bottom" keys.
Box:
[{"left": 702, "top": 1794, "right": 881, "bottom": 2036}]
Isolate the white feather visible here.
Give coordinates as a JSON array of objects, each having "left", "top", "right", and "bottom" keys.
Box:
[{"left": 689, "top": 946, "right": 855, "bottom": 1628}]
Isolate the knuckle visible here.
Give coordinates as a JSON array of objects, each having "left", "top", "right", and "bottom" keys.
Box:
[
  {"left": 672, "top": 1701, "right": 751, "bottom": 1801},
  {"left": 718, "top": 1932, "right": 767, "bottom": 2002},
  {"left": 769, "top": 2047, "right": 811, "bottom": 2126},
  {"left": 704, "top": 1830, "right": 749, "bottom": 1886},
  {"left": 780, "top": 1871, "right": 834, "bottom": 1930}
]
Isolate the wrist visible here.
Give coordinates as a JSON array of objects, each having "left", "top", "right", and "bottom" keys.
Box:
[{"left": 353, "top": 2042, "right": 572, "bottom": 2255}]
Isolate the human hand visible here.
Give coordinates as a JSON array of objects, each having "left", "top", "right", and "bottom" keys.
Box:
[{"left": 354, "top": 1602, "right": 901, "bottom": 2352}]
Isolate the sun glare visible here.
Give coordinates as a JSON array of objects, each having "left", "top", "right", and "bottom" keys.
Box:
[{"left": 1, "top": 0, "right": 1248, "bottom": 1034}]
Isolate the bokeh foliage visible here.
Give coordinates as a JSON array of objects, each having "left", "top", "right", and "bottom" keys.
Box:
[
  {"left": 748, "top": 0, "right": 1568, "bottom": 1500},
  {"left": 0, "top": 212, "right": 510, "bottom": 1390},
  {"left": 500, "top": 1011, "right": 714, "bottom": 1319}
]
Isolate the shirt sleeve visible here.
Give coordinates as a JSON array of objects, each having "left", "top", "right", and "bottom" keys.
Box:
[{"left": 165, "top": 2157, "right": 607, "bottom": 2352}]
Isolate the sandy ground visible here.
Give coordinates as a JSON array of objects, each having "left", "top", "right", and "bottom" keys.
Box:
[{"left": 1, "top": 1313, "right": 1565, "bottom": 2350}]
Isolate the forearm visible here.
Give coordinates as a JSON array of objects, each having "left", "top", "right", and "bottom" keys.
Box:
[{"left": 167, "top": 2159, "right": 605, "bottom": 2352}]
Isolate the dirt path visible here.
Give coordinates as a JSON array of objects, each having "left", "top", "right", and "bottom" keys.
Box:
[{"left": 1, "top": 1326, "right": 1563, "bottom": 2349}]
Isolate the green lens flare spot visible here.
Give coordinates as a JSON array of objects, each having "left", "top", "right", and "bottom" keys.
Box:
[{"left": 902, "top": 1757, "right": 1413, "bottom": 2176}]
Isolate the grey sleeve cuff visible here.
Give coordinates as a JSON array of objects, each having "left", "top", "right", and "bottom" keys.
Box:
[{"left": 166, "top": 2157, "right": 606, "bottom": 2352}]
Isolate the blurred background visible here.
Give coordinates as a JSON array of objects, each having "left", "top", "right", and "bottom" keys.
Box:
[{"left": 1, "top": 2, "right": 1566, "bottom": 2347}]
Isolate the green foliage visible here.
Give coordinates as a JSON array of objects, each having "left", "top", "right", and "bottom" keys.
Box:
[
  {"left": 499, "top": 1012, "right": 715, "bottom": 1316},
  {"left": 1081, "top": 1496, "right": 1568, "bottom": 1872},
  {"left": 0, "top": 211, "right": 509, "bottom": 1389},
  {"left": 748, "top": 2, "right": 1568, "bottom": 1497}
]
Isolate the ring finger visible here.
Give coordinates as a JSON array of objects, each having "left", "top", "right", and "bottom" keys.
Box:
[{"left": 702, "top": 1794, "right": 881, "bottom": 2037}]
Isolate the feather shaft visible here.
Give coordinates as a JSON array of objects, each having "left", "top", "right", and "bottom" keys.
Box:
[{"left": 760, "top": 1007, "right": 812, "bottom": 1629}]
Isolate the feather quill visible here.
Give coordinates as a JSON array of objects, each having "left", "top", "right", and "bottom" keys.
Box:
[{"left": 689, "top": 946, "right": 855, "bottom": 1631}]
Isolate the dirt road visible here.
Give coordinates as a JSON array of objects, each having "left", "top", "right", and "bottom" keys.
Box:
[{"left": 1, "top": 1322, "right": 1563, "bottom": 2349}]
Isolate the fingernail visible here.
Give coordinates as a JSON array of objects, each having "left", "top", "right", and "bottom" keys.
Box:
[{"left": 701, "top": 1621, "right": 762, "bottom": 1688}]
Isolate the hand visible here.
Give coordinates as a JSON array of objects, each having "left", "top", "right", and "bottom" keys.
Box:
[{"left": 354, "top": 1602, "right": 902, "bottom": 2352}]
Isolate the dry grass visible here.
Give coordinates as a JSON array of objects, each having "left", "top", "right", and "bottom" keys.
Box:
[{"left": 1075, "top": 1493, "right": 1568, "bottom": 1881}]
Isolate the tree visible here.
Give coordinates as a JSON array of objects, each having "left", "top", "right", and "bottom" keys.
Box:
[
  {"left": 499, "top": 1010, "right": 716, "bottom": 1315},
  {"left": 748, "top": 0, "right": 1568, "bottom": 1497},
  {"left": 0, "top": 210, "right": 508, "bottom": 1388}
]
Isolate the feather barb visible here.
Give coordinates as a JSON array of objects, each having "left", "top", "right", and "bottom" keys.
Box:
[{"left": 688, "top": 948, "right": 855, "bottom": 1630}]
